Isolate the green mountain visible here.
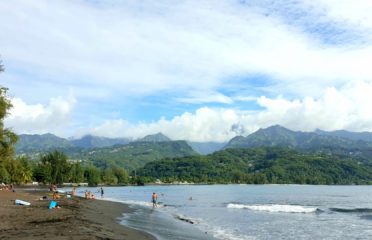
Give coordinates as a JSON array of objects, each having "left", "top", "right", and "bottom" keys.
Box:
[
  {"left": 138, "top": 147, "right": 372, "bottom": 184},
  {"left": 70, "top": 135, "right": 131, "bottom": 148},
  {"left": 315, "top": 129, "right": 372, "bottom": 142},
  {"left": 69, "top": 140, "right": 198, "bottom": 171},
  {"left": 15, "top": 132, "right": 197, "bottom": 171},
  {"left": 137, "top": 132, "right": 171, "bottom": 142},
  {"left": 16, "top": 133, "right": 74, "bottom": 153},
  {"left": 225, "top": 125, "right": 372, "bottom": 162}
]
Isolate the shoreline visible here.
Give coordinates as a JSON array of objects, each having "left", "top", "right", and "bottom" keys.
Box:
[{"left": 0, "top": 188, "right": 156, "bottom": 240}]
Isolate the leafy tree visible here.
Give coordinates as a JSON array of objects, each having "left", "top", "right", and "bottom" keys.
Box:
[
  {"left": 112, "top": 167, "right": 129, "bottom": 184},
  {"left": 138, "top": 147, "right": 372, "bottom": 185},
  {"left": 84, "top": 166, "right": 101, "bottom": 186},
  {"left": 101, "top": 168, "right": 118, "bottom": 185},
  {"left": 70, "top": 162, "right": 84, "bottom": 183},
  {"left": 0, "top": 61, "right": 18, "bottom": 183},
  {"left": 37, "top": 151, "right": 71, "bottom": 184},
  {"left": 0, "top": 165, "right": 10, "bottom": 183}
]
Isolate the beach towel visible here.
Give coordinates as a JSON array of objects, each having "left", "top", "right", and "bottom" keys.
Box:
[{"left": 49, "top": 201, "right": 57, "bottom": 209}]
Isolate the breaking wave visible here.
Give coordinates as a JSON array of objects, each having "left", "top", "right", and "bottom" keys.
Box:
[{"left": 227, "top": 203, "right": 319, "bottom": 213}]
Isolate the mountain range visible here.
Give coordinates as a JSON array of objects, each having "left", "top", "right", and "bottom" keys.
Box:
[
  {"left": 16, "top": 132, "right": 225, "bottom": 155},
  {"left": 226, "top": 125, "right": 372, "bottom": 163},
  {"left": 15, "top": 125, "right": 372, "bottom": 171}
]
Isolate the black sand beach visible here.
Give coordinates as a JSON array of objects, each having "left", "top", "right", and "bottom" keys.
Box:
[{"left": 0, "top": 188, "right": 155, "bottom": 240}]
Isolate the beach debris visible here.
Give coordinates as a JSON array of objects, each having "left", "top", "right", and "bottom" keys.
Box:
[
  {"left": 175, "top": 215, "right": 195, "bottom": 224},
  {"left": 15, "top": 199, "right": 31, "bottom": 206}
]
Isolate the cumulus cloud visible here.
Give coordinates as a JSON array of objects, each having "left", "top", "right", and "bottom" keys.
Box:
[
  {"left": 75, "top": 81, "right": 372, "bottom": 142},
  {"left": 2, "top": 1, "right": 372, "bottom": 139},
  {"left": 5, "top": 94, "right": 76, "bottom": 136}
]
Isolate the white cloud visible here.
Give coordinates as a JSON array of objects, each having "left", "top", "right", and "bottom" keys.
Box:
[
  {"left": 76, "top": 81, "right": 372, "bottom": 142},
  {"left": 2, "top": 0, "right": 372, "bottom": 140},
  {"left": 177, "top": 91, "right": 233, "bottom": 104},
  {"left": 311, "top": 0, "right": 372, "bottom": 30},
  {"left": 1, "top": 0, "right": 372, "bottom": 102},
  {"left": 5, "top": 94, "right": 76, "bottom": 136}
]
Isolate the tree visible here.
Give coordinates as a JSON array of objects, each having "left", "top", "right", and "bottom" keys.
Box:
[
  {"left": 0, "top": 60, "right": 18, "bottom": 183},
  {"left": 70, "top": 162, "right": 84, "bottom": 183},
  {"left": 37, "top": 151, "right": 71, "bottom": 184},
  {"left": 101, "top": 168, "right": 117, "bottom": 185},
  {"left": 85, "top": 166, "right": 101, "bottom": 186},
  {"left": 112, "top": 167, "right": 129, "bottom": 184}
]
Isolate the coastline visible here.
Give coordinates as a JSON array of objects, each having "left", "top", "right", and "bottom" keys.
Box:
[{"left": 0, "top": 188, "right": 156, "bottom": 240}]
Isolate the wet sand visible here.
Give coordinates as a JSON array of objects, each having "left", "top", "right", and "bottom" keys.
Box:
[{"left": 0, "top": 189, "right": 156, "bottom": 240}]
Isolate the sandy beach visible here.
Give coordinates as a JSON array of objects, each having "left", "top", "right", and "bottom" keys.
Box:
[{"left": 0, "top": 188, "right": 155, "bottom": 240}]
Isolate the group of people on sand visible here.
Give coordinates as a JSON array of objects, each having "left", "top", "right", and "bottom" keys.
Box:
[
  {"left": 52, "top": 186, "right": 159, "bottom": 208},
  {"left": 84, "top": 187, "right": 104, "bottom": 199},
  {"left": 84, "top": 190, "right": 96, "bottom": 199}
]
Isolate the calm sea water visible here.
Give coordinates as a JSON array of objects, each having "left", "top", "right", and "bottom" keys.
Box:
[{"left": 68, "top": 185, "right": 372, "bottom": 240}]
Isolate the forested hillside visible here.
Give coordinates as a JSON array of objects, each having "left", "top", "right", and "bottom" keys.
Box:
[
  {"left": 69, "top": 140, "right": 198, "bottom": 171},
  {"left": 225, "top": 125, "right": 372, "bottom": 163},
  {"left": 138, "top": 147, "right": 372, "bottom": 184}
]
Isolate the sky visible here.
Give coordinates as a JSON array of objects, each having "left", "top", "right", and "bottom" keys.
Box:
[{"left": 1, "top": 0, "right": 372, "bottom": 142}]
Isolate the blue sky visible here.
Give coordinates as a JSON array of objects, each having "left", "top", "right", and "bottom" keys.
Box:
[{"left": 1, "top": 0, "right": 372, "bottom": 142}]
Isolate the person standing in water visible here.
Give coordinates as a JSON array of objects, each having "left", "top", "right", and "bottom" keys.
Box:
[
  {"left": 100, "top": 187, "right": 104, "bottom": 198},
  {"left": 152, "top": 192, "right": 158, "bottom": 208}
]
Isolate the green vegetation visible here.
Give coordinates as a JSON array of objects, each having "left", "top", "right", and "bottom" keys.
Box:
[
  {"left": 68, "top": 141, "right": 198, "bottom": 171},
  {"left": 138, "top": 147, "right": 372, "bottom": 185},
  {"left": 16, "top": 133, "right": 198, "bottom": 171},
  {"left": 16, "top": 133, "right": 74, "bottom": 153},
  {"left": 0, "top": 62, "right": 24, "bottom": 184},
  {"left": 17, "top": 150, "right": 130, "bottom": 186},
  {"left": 31, "top": 151, "right": 130, "bottom": 186},
  {"left": 70, "top": 135, "right": 131, "bottom": 148},
  {"left": 225, "top": 125, "right": 372, "bottom": 163}
]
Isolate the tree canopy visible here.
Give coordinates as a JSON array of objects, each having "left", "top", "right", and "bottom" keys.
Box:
[
  {"left": 0, "top": 60, "right": 20, "bottom": 183},
  {"left": 138, "top": 147, "right": 372, "bottom": 185}
]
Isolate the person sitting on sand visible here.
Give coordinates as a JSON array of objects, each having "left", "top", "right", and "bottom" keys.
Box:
[
  {"left": 71, "top": 187, "right": 76, "bottom": 196},
  {"left": 53, "top": 192, "right": 60, "bottom": 200},
  {"left": 152, "top": 192, "right": 158, "bottom": 208}
]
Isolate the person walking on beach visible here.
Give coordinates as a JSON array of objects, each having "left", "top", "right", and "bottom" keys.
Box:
[
  {"left": 100, "top": 187, "right": 104, "bottom": 198},
  {"left": 152, "top": 192, "right": 158, "bottom": 208}
]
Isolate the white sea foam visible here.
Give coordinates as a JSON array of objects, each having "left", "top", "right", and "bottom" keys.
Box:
[
  {"left": 202, "top": 225, "right": 256, "bottom": 240},
  {"left": 227, "top": 203, "right": 318, "bottom": 213},
  {"left": 99, "top": 197, "right": 155, "bottom": 208}
]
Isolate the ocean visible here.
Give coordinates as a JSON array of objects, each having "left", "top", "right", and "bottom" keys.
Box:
[{"left": 70, "top": 185, "right": 372, "bottom": 240}]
